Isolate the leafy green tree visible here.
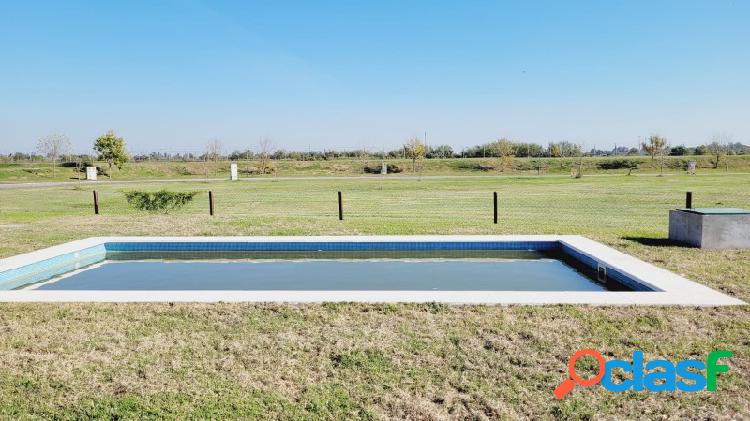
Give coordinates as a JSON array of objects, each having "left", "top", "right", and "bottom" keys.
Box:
[
  {"left": 94, "top": 130, "right": 128, "bottom": 179},
  {"left": 514, "top": 142, "right": 545, "bottom": 157},
  {"left": 491, "top": 138, "right": 515, "bottom": 171},
  {"left": 548, "top": 142, "right": 562, "bottom": 158},
  {"left": 426, "top": 144, "right": 454, "bottom": 159},
  {"left": 404, "top": 137, "right": 426, "bottom": 172},
  {"left": 669, "top": 145, "right": 689, "bottom": 156},
  {"left": 641, "top": 135, "right": 667, "bottom": 162}
]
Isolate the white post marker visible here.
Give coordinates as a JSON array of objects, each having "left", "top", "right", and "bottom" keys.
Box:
[
  {"left": 85, "top": 167, "right": 97, "bottom": 181},
  {"left": 230, "top": 163, "right": 238, "bottom": 181},
  {"left": 381, "top": 162, "right": 387, "bottom": 174}
]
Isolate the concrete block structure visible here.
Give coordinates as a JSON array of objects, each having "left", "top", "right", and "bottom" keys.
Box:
[
  {"left": 230, "top": 163, "right": 238, "bottom": 181},
  {"left": 669, "top": 208, "right": 750, "bottom": 249},
  {"left": 85, "top": 167, "right": 97, "bottom": 181}
]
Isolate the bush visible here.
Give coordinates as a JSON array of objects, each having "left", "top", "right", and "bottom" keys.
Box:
[
  {"left": 123, "top": 190, "right": 199, "bottom": 213},
  {"left": 243, "top": 163, "right": 276, "bottom": 174},
  {"left": 596, "top": 158, "right": 643, "bottom": 170},
  {"left": 175, "top": 166, "right": 195, "bottom": 176},
  {"left": 455, "top": 162, "right": 495, "bottom": 171},
  {"left": 363, "top": 164, "right": 402, "bottom": 174}
]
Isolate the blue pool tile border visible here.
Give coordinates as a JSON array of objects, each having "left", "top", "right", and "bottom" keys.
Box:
[
  {"left": 558, "top": 242, "right": 654, "bottom": 292},
  {"left": 0, "top": 245, "right": 106, "bottom": 290},
  {"left": 104, "top": 241, "right": 560, "bottom": 252},
  {"left": 0, "top": 240, "right": 652, "bottom": 292}
]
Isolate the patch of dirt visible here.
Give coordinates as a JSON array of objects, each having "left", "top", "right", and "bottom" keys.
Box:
[{"left": 0, "top": 224, "right": 26, "bottom": 229}]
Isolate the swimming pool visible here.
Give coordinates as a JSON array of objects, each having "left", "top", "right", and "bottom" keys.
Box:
[
  {"left": 0, "top": 236, "right": 743, "bottom": 305},
  {"left": 27, "top": 250, "right": 631, "bottom": 292}
]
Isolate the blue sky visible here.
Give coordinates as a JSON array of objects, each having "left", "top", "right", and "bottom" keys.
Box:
[{"left": 1, "top": 0, "right": 748, "bottom": 154}]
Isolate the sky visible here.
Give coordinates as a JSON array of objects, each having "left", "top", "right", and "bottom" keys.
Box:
[{"left": 0, "top": 0, "right": 748, "bottom": 154}]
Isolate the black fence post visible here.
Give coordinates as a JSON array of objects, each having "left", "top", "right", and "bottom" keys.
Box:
[
  {"left": 493, "top": 191, "right": 498, "bottom": 224},
  {"left": 686, "top": 192, "right": 692, "bottom": 209},
  {"left": 209, "top": 191, "right": 214, "bottom": 216},
  {"left": 338, "top": 191, "right": 343, "bottom": 220},
  {"left": 93, "top": 190, "right": 99, "bottom": 215}
]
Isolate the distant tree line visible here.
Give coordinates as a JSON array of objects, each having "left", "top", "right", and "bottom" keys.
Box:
[{"left": 3, "top": 136, "right": 749, "bottom": 164}]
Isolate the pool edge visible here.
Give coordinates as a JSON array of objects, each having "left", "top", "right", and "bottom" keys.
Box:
[{"left": 0, "top": 235, "right": 745, "bottom": 306}]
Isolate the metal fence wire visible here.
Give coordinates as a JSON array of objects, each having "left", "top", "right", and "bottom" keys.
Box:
[
  {"left": 7, "top": 178, "right": 748, "bottom": 233},
  {"left": 89, "top": 187, "right": 748, "bottom": 220},
  {"left": 85, "top": 185, "right": 497, "bottom": 221}
]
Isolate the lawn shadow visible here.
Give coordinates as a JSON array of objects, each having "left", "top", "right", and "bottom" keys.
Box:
[{"left": 621, "top": 236, "right": 688, "bottom": 248}]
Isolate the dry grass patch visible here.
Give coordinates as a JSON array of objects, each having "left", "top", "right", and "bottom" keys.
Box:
[
  {"left": 1, "top": 174, "right": 749, "bottom": 418},
  {"left": 0, "top": 304, "right": 748, "bottom": 419}
]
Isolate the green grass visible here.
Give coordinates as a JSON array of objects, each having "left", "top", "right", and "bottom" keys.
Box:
[
  {"left": 0, "top": 174, "right": 749, "bottom": 419},
  {"left": 1, "top": 154, "right": 749, "bottom": 182}
]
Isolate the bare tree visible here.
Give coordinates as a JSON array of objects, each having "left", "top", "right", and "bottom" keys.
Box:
[
  {"left": 37, "top": 133, "right": 71, "bottom": 177},
  {"left": 257, "top": 137, "right": 275, "bottom": 174},
  {"left": 204, "top": 138, "right": 223, "bottom": 162},
  {"left": 640, "top": 135, "right": 669, "bottom": 175},
  {"left": 357, "top": 145, "right": 371, "bottom": 174},
  {"left": 574, "top": 143, "right": 585, "bottom": 178},
  {"left": 707, "top": 132, "right": 731, "bottom": 169}
]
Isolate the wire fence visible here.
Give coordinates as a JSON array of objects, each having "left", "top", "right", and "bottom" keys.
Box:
[
  {"left": 84, "top": 188, "right": 498, "bottom": 221},
  {"left": 3, "top": 177, "right": 749, "bottom": 236},
  {"left": 24, "top": 183, "right": 744, "bottom": 228}
]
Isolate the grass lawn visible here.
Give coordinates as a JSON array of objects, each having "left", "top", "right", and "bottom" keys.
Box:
[
  {"left": 1, "top": 154, "right": 749, "bottom": 182},
  {"left": 0, "top": 174, "right": 749, "bottom": 419}
]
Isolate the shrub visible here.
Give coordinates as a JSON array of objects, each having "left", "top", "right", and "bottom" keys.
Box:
[
  {"left": 244, "top": 163, "right": 276, "bottom": 174},
  {"left": 363, "top": 164, "right": 402, "bottom": 174},
  {"left": 123, "top": 190, "right": 198, "bottom": 213},
  {"left": 596, "top": 158, "right": 644, "bottom": 170},
  {"left": 175, "top": 166, "right": 195, "bottom": 176},
  {"left": 455, "top": 162, "right": 495, "bottom": 171}
]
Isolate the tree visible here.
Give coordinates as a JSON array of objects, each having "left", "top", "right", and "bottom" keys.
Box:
[
  {"left": 93, "top": 130, "right": 128, "bottom": 179},
  {"left": 641, "top": 135, "right": 667, "bottom": 162},
  {"left": 530, "top": 159, "right": 547, "bottom": 176},
  {"left": 706, "top": 133, "right": 731, "bottom": 169},
  {"left": 548, "top": 142, "right": 562, "bottom": 158},
  {"left": 491, "top": 138, "right": 515, "bottom": 171},
  {"left": 204, "top": 138, "right": 223, "bottom": 162},
  {"left": 257, "top": 138, "right": 275, "bottom": 174},
  {"left": 576, "top": 143, "right": 586, "bottom": 177},
  {"left": 548, "top": 141, "right": 581, "bottom": 159},
  {"left": 404, "top": 137, "right": 426, "bottom": 172},
  {"left": 37, "top": 133, "right": 71, "bottom": 177},
  {"left": 426, "top": 144, "right": 454, "bottom": 159},
  {"left": 641, "top": 135, "right": 669, "bottom": 175},
  {"left": 669, "top": 145, "right": 689, "bottom": 156},
  {"left": 514, "top": 142, "right": 544, "bottom": 157}
]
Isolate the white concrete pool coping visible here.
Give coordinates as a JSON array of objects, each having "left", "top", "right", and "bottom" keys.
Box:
[{"left": 0, "top": 235, "right": 744, "bottom": 306}]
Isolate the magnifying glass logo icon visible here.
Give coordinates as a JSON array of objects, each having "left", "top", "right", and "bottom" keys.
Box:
[{"left": 553, "top": 349, "right": 606, "bottom": 399}]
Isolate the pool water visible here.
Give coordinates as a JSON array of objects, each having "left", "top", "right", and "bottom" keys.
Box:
[{"left": 28, "top": 251, "right": 632, "bottom": 291}]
